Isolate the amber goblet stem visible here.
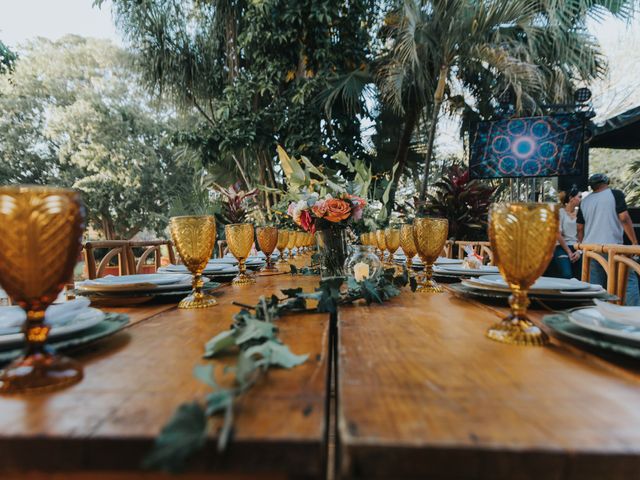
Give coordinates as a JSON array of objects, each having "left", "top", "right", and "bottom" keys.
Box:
[
  {"left": 24, "top": 310, "right": 49, "bottom": 357},
  {"left": 239, "top": 258, "right": 247, "bottom": 277},
  {"left": 406, "top": 258, "right": 414, "bottom": 276},
  {"left": 509, "top": 288, "right": 530, "bottom": 321},
  {"left": 192, "top": 273, "right": 204, "bottom": 301},
  {"left": 266, "top": 254, "right": 274, "bottom": 270}
]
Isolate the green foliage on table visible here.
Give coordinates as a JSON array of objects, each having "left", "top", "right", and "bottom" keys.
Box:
[
  {"left": 143, "top": 268, "right": 413, "bottom": 472},
  {"left": 0, "top": 36, "right": 201, "bottom": 239}
]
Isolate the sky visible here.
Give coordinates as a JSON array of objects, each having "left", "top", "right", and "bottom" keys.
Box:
[{"left": 1, "top": 0, "right": 640, "bottom": 155}]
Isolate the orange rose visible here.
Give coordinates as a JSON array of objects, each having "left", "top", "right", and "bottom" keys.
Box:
[{"left": 324, "top": 198, "right": 352, "bottom": 222}]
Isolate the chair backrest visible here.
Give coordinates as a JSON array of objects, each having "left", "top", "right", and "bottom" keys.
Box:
[
  {"left": 127, "top": 240, "right": 176, "bottom": 274},
  {"left": 477, "top": 241, "right": 494, "bottom": 266},
  {"left": 603, "top": 244, "right": 640, "bottom": 305},
  {"left": 576, "top": 243, "right": 612, "bottom": 293},
  {"left": 442, "top": 240, "right": 453, "bottom": 259},
  {"left": 83, "top": 240, "right": 132, "bottom": 280},
  {"left": 455, "top": 241, "right": 477, "bottom": 259}
]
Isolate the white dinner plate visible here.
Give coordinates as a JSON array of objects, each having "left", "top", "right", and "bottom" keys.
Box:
[
  {"left": 466, "top": 275, "right": 592, "bottom": 292},
  {"left": 568, "top": 308, "right": 640, "bottom": 343},
  {"left": 77, "top": 274, "right": 194, "bottom": 293},
  {"left": 0, "top": 307, "right": 105, "bottom": 348},
  {"left": 435, "top": 265, "right": 499, "bottom": 276}
]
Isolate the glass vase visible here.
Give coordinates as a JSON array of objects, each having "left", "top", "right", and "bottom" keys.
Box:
[{"left": 315, "top": 227, "right": 349, "bottom": 279}]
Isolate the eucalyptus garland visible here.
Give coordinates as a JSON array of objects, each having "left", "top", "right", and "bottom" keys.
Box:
[{"left": 143, "top": 268, "right": 413, "bottom": 473}]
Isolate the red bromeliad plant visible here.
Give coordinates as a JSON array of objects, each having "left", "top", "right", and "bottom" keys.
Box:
[
  {"left": 213, "top": 182, "right": 258, "bottom": 224},
  {"left": 424, "top": 165, "right": 496, "bottom": 241}
]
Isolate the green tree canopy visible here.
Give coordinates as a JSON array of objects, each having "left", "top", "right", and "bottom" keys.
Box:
[
  {"left": 0, "top": 35, "right": 198, "bottom": 239},
  {"left": 103, "top": 0, "right": 380, "bottom": 211}
]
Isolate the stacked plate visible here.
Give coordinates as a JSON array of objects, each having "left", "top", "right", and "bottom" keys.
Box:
[
  {"left": 394, "top": 254, "right": 463, "bottom": 271},
  {"left": 543, "top": 301, "right": 640, "bottom": 358},
  {"left": 451, "top": 274, "right": 612, "bottom": 306},
  {"left": 434, "top": 264, "right": 499, "bottom": 278},
  {"left": 76, "top": 274, "right": 218, "bottom": 305},
  {"left": 0, "top": 297, "right": 129, "bottom": 363},
  {"left": 159, "top": 262, "right": 239, "bottom": 281}
]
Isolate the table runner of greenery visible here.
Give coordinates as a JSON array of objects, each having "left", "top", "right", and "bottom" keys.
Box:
[{"left": 143, "top": 268, "right": 412, "bottom": 472}]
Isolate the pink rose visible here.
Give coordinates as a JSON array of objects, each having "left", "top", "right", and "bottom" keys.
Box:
[
  {"left": 311, "top": 199, "right": 328, "bottom": 218},
  {"left": 287, "top": 202, "right": 297, "bottom": 218}
]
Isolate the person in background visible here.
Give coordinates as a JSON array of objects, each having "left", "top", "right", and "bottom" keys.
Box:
[
  {"left": 577, "top": 173, "right": 639, "bottom": 305},
  {"left": 546, "top": 189, "right": 582, "bottom": 279}
]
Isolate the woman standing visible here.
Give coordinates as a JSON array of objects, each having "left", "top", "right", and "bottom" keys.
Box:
[{"left": 546, "top": 189, "right": 582, "bottom": 279}]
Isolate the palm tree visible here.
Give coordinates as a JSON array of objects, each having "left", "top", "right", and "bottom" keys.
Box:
[{"left": 379, "top": 0, "right": 635, "bottom": 206}]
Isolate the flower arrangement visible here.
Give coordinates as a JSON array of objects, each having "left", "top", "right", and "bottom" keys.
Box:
[{"left": 287, "top": 193, "right": 366, "bottom": 234}]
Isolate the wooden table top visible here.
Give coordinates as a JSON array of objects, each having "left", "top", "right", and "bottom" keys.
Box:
[
  {"left": 337, "top": 289, "right": 640, "bottom": 480},
  {"left": 0, "top": 273, "right": 330, "bottom": 480}
]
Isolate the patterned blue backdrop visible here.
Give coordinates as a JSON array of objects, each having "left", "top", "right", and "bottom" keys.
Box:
[{"left": 469, "top": 114, "right": 584, "bottom": 179}]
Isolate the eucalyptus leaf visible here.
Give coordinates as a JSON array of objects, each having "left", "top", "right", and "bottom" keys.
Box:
[
  {"left": 235, "top": 318, "right": 277, "bottom": 345},
  {"left": 203, "top": 329, "right": 237, "bottom": 358},
  {"left": 142, "top": 402, "right": 208, "bottom": 473},
  {"left": 245, "top": 340, "right": 309, "bottom": 369},
  {"left": 193, "top": 364, "right": 219, "bottom": 388},
  {"left": 205, "top": 389, "right": 234, "bottom": 416}
]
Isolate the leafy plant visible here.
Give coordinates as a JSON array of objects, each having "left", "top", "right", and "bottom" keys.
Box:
[
  {"left": 424, "top": 165, "right": 496, "bottom": 241},
  {"left": 212, "top": 181, "right": 258, "bottom": 224}
]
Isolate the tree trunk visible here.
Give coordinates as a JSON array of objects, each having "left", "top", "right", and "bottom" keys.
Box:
[
  {"left": 386, "top": 103, "right": 420, "bottom": 216},
  {"left": 418, "top": 66, "right": 448, "bottom": 208},
  {"left": 101, "top": 215, "right": 115, "bottom": 240}
]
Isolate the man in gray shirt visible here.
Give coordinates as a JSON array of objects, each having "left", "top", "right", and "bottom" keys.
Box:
[{"left": 577, "top": 173, "right": 639, "bottom": 305}]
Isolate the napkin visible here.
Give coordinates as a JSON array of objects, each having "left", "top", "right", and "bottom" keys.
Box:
[
  {"left": 594, "top": 299, "right": 640, "bottom": 326},
  {"left": 0, "top": 297, "right": 92, "bottom": 334}
]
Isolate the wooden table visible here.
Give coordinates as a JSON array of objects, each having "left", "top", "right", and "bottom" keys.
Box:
[
  {"left": 0, "top": 274, "right": 330, "bottom": 480},
  {"left": 337, "top": 289, "right": 640, "bottom": 480}
]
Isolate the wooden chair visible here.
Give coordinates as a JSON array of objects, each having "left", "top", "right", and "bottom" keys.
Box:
[
  {"left": 217, "top": 240, "right": 227, "bottom": 258},
  {"left": 83, "top": 240, "right": 132, "bottom": 280},
  {"left": 442, "top": 240, "right": 453, "bottom": 259},
  {"left": 604, "top": 244, "right": 640, "bottom": 305},
  {"left": 127, "top": 240, "right": 176, "bottom": 274},
  {"left": 477, "top": 241, "right": 494, "bottom": 266},
  {"left": 577, "top": 243, "right": 612, "bottom": 293},
  {"left": 455, "top": 241, "right": 478, "bottom": 259}
]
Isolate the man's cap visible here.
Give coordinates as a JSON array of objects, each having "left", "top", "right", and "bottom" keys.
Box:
[{"left": 588, "top": 173, "right": 609, "bottom": 186}]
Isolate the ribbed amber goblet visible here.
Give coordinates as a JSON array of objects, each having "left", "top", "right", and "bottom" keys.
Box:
[
  {"left": 375, "top": 229, "right": 387, "bottom": 262},
  {"left": 276, "top": 229, "right": 290, "bottom": 264},
  {"left": 256, "top": 226, "right": 278, "bottom": 272},
  {"left": 225, "top": 223, "right": 256, "bottom": 285},
  {"left": 169, "top": 215, "right": 217, "bottom": 309},
  {"left": 0, "top": 186, "right": 85, "bottom": 394},
  {"left": 487, "top": 203, "right": 559, "bottom": 346},
  {"left": 400, "top": 224, "right": 418, "bottom": 274},
  {"left": 412, "top": 217, "right": 448, "bottom": 293}
]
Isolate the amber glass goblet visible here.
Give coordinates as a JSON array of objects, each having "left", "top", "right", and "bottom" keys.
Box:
[
  {"left": 384, "top": 227, "right": 400, "bottom": 270},
  {"left": 487, "top": 203, "right": 559, "bottom": 346},
  {"left": 256, "top": 226, "right": 278, "bottom": 272},
  {"left": 276, "top": 229, "right": 290, "bottom": 264},
  {"left": 412, "top": 217, "right": 449, "bottom": 293},
  {"left": 286, "top": 231, "right": 297, "bottom": 259},
  {"left": 169, "top": 216, "right": 217, "bottom": 309},
  {"left": 0, "top": 186, "right": 85, "bottom": 394},
  {"left": 225, "top": 223, "right": 256, "bottom": 285},
  {"left": 400, "top": 224, "right": 418, "bottom": 275},
  {"left": 375, "top": 229, "right": 387, "bottom": 262}
]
